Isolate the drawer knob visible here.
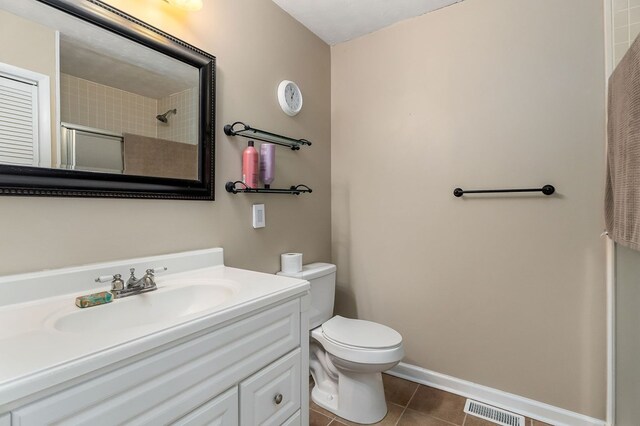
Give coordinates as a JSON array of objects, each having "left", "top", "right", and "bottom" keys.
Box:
[{"left": 274, "top": 393, "right": 283, "bottom": 405}]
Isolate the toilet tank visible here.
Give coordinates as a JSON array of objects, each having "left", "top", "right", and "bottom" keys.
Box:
[{"left": 278, "top": 263, "right": 336, "bottom": 330}]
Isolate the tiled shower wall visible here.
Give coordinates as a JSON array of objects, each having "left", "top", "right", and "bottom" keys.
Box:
[
  {"left": 157, "top": 87, "right": 198, "bottom": 145},
  {"left": 60, "top": 73, "right": 158, "bottom": 138},
  {"left": 60, "top": 73, "right": 197, "bottom": 144},
  {"left": 613, "top": 0, "right": 640, "bottom": 65}
]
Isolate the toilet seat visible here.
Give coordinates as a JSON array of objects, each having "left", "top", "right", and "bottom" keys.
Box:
[
  {"left": 322, "top": 316, "right": 402, "bottom": 349},
  {"left": 311, "top": 316, "right": 404, "bottom": 365}
]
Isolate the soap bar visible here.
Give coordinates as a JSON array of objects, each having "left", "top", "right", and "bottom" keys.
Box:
[{"left": 75, "top": 291, "right": 113, "bottom": 308}]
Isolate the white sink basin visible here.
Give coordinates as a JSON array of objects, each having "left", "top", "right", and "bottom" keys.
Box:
[{"left": 50, "top": 280, "right": 238, "bottom": 334}]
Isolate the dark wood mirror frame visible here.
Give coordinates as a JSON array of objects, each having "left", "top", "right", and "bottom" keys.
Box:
[{"left": 0, "top": 0, "right": 215, "bottom": 200}]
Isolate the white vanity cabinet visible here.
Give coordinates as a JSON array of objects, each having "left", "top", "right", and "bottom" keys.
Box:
[
  {"left": 8, "top": 298, "right": 308, "bottom": 426},
  {"left": 173, "top": 388, "right": 239, "bottom": 426},
  {"left": 0, "top": 248, "right": 310, "bottom": 426}
]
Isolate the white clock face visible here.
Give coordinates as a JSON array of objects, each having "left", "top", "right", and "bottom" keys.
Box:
[
  {"left": 278, "top": 80, "right": 303, "bottom": 116},
  {"left": 285, "top": 83, "right": 302, "bottom": 110}
]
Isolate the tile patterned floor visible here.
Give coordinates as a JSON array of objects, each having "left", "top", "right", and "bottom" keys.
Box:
[{"left": 309, "top": 374, "right": 554, "bottom": 426}]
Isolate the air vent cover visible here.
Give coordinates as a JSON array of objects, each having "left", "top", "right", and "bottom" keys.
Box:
[{"left": 464, "top": 399, "right": 525, "bottom": 426}]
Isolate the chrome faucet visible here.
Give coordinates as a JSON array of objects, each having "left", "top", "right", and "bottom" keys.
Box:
[
  {"left": 126, "top": 268, "right": 145, "bottom": 290},
  {"left": 95, "top": 267, "right": 167, "bottom": 299}
]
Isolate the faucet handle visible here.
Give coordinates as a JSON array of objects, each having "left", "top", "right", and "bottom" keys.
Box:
[
  {"left": 95, "top": 274, "right": 125, "bottom": 292},
  {"left": 146, "top": 266, "right": 168, "bottom": 275},
  {"left": 142, "top": 267, "right": 167, "bottom": 289},
  {"left": 95, "top": 274, "right": 118, "bottom": 283}
]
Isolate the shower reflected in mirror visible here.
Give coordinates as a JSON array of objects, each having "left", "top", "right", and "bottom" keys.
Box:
[{"left": 156, "top": 109, "right": 177, "bottom": 123}]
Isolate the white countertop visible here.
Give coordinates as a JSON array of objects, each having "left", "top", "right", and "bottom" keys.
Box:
[{"left": 0, "top": 249, "right": 309, "bottom": 410}]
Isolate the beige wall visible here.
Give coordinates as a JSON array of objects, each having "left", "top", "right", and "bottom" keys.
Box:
[
  {"left": 331, "top": 0, "right": 606, "bottom": 418},
  {"left": 0, "top": 0, "right": 331, "bottom": 276},
  {"left": 0, "top": 9, "right": 57, "bottom": 164}
]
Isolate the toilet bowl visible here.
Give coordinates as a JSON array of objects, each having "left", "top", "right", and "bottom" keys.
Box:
[
  {"left": 310, "top": 316, "right": 404, "bottom": 423},
  {"left": 278, "top": 263, "right": 404, "bottom": 424}
]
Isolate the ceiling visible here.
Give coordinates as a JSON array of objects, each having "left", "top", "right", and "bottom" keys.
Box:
[{"left": 271, "top": 0, "right": 464, "bottom": 45}]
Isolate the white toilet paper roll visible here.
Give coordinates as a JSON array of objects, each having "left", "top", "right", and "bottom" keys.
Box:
[{"left": 281, "top": 253, "right": 303, "bottom": 274}]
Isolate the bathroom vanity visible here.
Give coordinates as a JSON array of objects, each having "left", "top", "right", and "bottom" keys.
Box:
[{"left": 0, "top": 248, "right": 310, "bottom": 425}]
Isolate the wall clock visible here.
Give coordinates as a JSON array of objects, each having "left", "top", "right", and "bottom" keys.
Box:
[{"left": 277, "top": 80, "right": 303, "bottom": 116}]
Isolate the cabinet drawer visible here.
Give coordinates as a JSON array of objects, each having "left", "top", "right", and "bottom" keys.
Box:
[
  {"left": 282, "top": 410, "right": 301, "bottom": 426},
  {"left": 172, "top": 387, "right": 237, "bottom": 426},
  {"left": 12, "top": 300, "right": 299, "bottom": 426},
  {"left": 240, "top": 349, "right": 301, "bottom": 426}
]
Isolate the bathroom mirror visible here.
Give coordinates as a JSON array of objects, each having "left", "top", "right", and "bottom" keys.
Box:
[{"left": 0, "top": 0, "right": 215, "bottom": 199}]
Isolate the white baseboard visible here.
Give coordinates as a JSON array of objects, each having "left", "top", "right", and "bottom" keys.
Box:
[{"left": 388, "top": 362, "right": 607, "bottom": 426}]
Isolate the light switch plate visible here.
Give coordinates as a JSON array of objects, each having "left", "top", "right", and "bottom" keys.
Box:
[{"left": 252, "top": 204, "right": 265, "bottom": 228}]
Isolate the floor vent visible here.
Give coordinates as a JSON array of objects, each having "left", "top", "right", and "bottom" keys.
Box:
[{"left": 464, "top": 399, "right": 525, "bottom": 426}]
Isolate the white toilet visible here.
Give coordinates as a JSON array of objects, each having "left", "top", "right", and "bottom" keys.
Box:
[{"left": 278, "top": 263, "right": 404, "bottom": 424}]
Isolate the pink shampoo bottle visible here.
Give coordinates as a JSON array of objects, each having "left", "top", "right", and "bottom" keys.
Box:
[{"left": 242, "top": 141, "right": 259, "bottom": 188}]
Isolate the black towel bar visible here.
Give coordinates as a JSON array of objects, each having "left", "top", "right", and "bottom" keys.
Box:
[{"left": 453, "top": 185, "right": 555, "bottom": 197}]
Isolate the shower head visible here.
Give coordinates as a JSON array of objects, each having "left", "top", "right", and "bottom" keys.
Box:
[{"left": 156, "top": 108, "right": 177, "bottom": 123}]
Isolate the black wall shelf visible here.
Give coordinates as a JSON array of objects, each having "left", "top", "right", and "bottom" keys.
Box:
[
  {"left": 224, "top": 121, "right": 311, "bottom": 150},
  {"left": 225, "top": 181, "right": 312, "bottom": 195}
]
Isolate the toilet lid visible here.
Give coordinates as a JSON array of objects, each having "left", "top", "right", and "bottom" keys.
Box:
[{"left": 321, "top": 316, "right": 402, "bottom": 349}]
